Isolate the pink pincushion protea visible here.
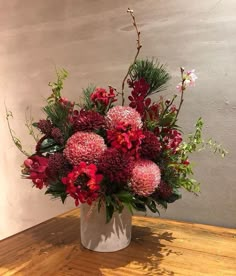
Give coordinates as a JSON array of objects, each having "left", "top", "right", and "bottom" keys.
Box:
[
  {"left": 64, "top": 132, "right": 106, "bottom": 165},
  {"left": 106, "top": 106, "right": 142, "bottom": 130},
  {"left": 130, "top": 159, "right": 161, "bottom": 196}
]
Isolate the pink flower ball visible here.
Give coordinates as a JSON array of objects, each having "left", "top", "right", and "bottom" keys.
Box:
[
  {"left": 106, "top": 106, "right": 142, "bottom": 129},
  {"left": 64, "top": 132, "right": 106, "bottom": 165},
  {"left": 130, "top": 159, "right": 161, "bottom": 196}
]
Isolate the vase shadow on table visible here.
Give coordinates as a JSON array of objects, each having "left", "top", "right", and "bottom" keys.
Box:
[{"left": 0, "top": 215, "right": 181, "bottom": 275}]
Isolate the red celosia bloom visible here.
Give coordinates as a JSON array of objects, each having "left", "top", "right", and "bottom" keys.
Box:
[
  {"left": 23, "top": 155, "right": 49, "bottom": 189},
  {"left": 98, "top": 148, "right": 135, "bottom": 184},
  {"left": 139, "top": 131, "right": 161, "bottom": 160},
  {"left": 128, "top": 78, "right": 151, "bottom": 117},
  {"left": 90, "top": 87, "right": 117, "bottom": 107},
  {"left": 47, "top": 152, "right": 71, "bottom": 179},
  {"left": 162, "top": 129, "right": 182, "bottom": 153},
  {"left": 72, "top": 110, "right": 105, "bottom": 132},
  {"left": 37, "top": 119, "right": 52, "bottom": 136},
  {"left": 130, "top": 159, "right": 161, "bottom": 197},
  {"left": 106, "top": 106, "right": 143, "bottom": 130},
  {"left": 107, "top": 123, "right": 145, "bottom": 158},
  {"left": 51, "top": 127, "right": 64, "bottom": 144},
  {"left": 64, "top": 131, "right": 106, "bottom": 165},
  {"left": 62, "top": 162, "right": 103, "bottom": 206}
]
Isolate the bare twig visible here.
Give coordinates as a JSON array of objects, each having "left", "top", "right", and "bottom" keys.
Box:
[
  {"left": 25, "top": 107, "right": 40, "bottom": 142},
  {"left": 5, "top": 104, "right": 30, "bottom": 157},
  {"left": 175, "top": 67, "right": 185, "bottom": 121},
  {"left": 121, "top": 8, "right": 142, "bottom": 106}
]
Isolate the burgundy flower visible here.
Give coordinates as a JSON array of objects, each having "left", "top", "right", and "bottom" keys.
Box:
[
  {"left": 72, "top": 110, "right": 105, "bottom": 132},
  {"left": 156, "top": 180, "right": 173, "bottom": 199},
  {"left": 23, "top": 155, "right": 49, "bottom": 189},
  {"left": 139, "top": 131, "right": 161, "bottom": 160},
  {"left": 51, "top": 127, "right": 64, "bottom": 145},
  {"left": 62, "top": 162, "right": 103, "bottom": 206},
  {"left": 98, "top": 148, "right": 134, "bottom": 184},
  {"left": 37, "top": 120, "right": 52, "bottom": 136},
  {"left": 47, "top": 152, "right": 71, "bottom": 179}
]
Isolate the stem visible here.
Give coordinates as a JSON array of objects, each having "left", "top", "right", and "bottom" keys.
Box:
[
  {"left": 121, "top": 8, "right": 142, "bottom": 106},
  {"left": 175, "top": 67, "right": 185, "bottom": 121},
  {"left": 5, "top": 105, "right": 30, "bottom": 157}
]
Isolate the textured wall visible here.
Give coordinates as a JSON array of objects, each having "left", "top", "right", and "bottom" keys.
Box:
[{"left": 0, "top": 0, "right": 235, "bottom": 239}]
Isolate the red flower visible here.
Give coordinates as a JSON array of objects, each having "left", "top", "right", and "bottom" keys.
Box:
[
  {"left": 62, "top": 162, "right": 103, "bottom": 206},
  {"left": 23, "top": 155, "right": 49, "bottom": 189},
  {"left": 162, "top": 129, "right": 182, "bottom": 153},
  {"left": 107, "top": 123, "right": 145, "bottom": 158},
  {"left": 90, "top": 87, "right": 117, "bottom": 107},
  {"left": 128, "top": 78, "right": 151, "bottom": 117}
]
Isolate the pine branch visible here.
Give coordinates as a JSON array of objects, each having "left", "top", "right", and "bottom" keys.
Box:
[{"left": 129, "top": 59, "right": 171, "bottom": 95}]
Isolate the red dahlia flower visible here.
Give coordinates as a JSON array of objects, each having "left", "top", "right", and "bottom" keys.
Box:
[
  {"left": 62, "top": 162, "right": 103, "bottom": 206},
  {"left": 23, "top": 155, "right": 49, "bottom": 189}
]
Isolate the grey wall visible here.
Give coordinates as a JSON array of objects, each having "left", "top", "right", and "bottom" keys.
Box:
[{"left": 0, "top": 0, "right": 235, "bottom": 239}]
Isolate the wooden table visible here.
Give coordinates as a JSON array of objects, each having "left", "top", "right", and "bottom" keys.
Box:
[{"left": 0, "top": 209, "right": 236, "bottom": 276}]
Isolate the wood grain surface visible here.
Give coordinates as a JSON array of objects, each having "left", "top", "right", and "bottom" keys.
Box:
[{"left": 0, "top": 208, "right": 236, "bottom": 275}]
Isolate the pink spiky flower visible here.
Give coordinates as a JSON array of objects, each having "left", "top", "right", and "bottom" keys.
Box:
[
  {"left": 106, "top": 106, "right": 142, "bottom": 130},
  {"left": 130, "top": 159, "right": 161, "bottom": 196},
  {"left": 63, "top": 132, "right": 106, "bottom": 165}
]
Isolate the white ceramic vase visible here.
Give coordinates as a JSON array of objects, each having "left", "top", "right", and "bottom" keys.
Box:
[{"left": 80, "top": 202, "right": 132, "bottom": 252}]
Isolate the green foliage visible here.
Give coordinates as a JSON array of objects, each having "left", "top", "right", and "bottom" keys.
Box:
[
  {"left": 47, "top": 68, "right": 68, "bottom": 104},
  {"left": 129, "top": 59, "right": 171, "bottom": 95},
  {"left": 45, "top": 180, "right": 68, "bottom": 203},
  {"left": 43, "top": 102, "right": 72, "bottom": 141},
  {"left": 80, "top": 85, "right": 96, "bottom": 110},
  {"left": 38, "top": 138, "right": 62, "bottom": 154}
]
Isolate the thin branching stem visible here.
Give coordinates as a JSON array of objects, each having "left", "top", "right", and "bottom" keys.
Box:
[
  {"left": 175, "top": 67, "right": 185, "bottom": 121},
  {"left": 121, "top": 8, "right": 142, "bottom": 106},
  {"left": 5, "top": 104, "right": 30, "bottom": 157}
]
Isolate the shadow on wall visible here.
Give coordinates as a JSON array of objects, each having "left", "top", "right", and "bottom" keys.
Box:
[{"left": 0, "top": 215, "right": 180, "bottom": 275}]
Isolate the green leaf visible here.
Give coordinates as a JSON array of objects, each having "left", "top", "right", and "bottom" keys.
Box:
[{"left": 129, "top": 59, "right": 170, "bottom": 96}]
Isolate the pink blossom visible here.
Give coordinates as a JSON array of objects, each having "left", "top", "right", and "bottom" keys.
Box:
[
  {"left": 63, "top": 132, "right": 107, "bottom": 165},
  {"left": 106, "top": 106, "right": 143, "bottom": 130},
  {"left": 176, "top": 69, "right": 197, "bottom": 92},
  {"left": 130, "top": 159, "right": 161, "bottom": 197}
]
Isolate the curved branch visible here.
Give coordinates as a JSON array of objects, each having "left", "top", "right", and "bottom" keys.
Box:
[{"left": 121, "top": 8, "right": 142, "bottom": 106}]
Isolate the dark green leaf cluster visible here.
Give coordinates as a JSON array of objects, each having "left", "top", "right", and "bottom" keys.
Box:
[{"left": 129, "top": 59, "right": 171, "bottom": 95}]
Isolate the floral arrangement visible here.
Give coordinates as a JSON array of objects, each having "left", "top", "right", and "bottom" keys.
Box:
[{"left": 7, "top": 9, "right": 226, "bottom": 222}]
